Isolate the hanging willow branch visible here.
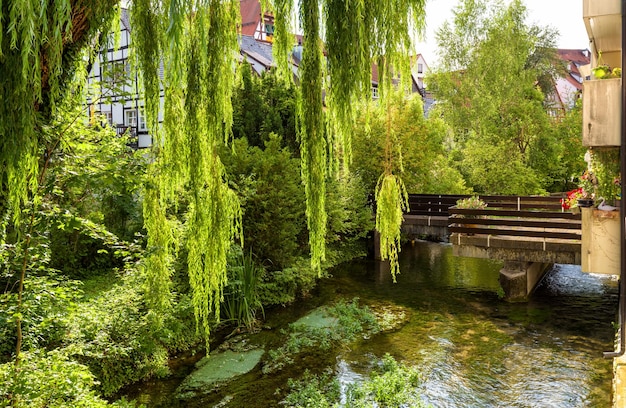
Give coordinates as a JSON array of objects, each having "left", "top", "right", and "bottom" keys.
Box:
[
  {"left": 131, "top": 0, "right": 242, "bottom": 347},
  {"left": 298, "top": 0, "right": 327, "bottom": 273}
]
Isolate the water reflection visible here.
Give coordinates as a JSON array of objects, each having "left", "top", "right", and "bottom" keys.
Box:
[
  {"left": 125, "top": 240, "right": 617, "bottom": 407},
  {"left": 334, "top": 241, "right": 616, "bottom": 408}
]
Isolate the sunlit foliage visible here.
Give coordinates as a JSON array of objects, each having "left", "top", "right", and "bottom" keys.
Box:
[
  {"left": 429, "top": 0, "right": 568, "bottom": 195},
  {"left": 1, "top": 0, "right": 428, "bottom": 353}
]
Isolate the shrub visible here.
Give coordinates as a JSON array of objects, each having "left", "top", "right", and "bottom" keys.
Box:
[{"left": 0, "top": 350, "right": 139, "bottom": 408}]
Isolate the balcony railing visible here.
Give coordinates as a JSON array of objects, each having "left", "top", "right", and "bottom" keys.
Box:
[{"left": 116, "top": 125, "right": 139, "bottom": 149}]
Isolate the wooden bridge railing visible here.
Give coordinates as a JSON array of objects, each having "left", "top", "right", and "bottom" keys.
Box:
[
  {"left": 447, "top": 196, "right": 581, "bottom": 242},
  {"left": 407, "top": 194, "right": 568, "bottom": 216},
  {"left": 406, "top": 194, "right": 467, "bottom": 216}
]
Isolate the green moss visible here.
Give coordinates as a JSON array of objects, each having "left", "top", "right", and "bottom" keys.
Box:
[
  {"left": 264, "top": 299, "right": 379, "bottom": 374},
  {"left": 177, "top": 348, "right": 265, "bottom": 398}
]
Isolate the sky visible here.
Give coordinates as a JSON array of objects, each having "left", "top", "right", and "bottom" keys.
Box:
[{"left": 415, "top": 0, "right": 589, "bottom": 67}]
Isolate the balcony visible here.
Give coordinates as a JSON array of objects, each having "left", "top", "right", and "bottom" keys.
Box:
[
  {"left": 116, "top": 125, "right": 139, "bottom": 149},
  {"left": 583, "top": 0, "right": 622, "bottom": 68},
  {"left": 582, "top": 77, "right": 621, "bottom": 146}
]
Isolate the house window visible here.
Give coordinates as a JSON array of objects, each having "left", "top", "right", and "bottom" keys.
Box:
[
  {"left": 372, "top": 86, "right": 379, "bottom": 99},
  {"left": 125, "top": 109, "right": 137, "bottom": 127},
  {"left": 138, "top": 110, "right": 147, "bottom": 131},
  {"left": 417, "top": 63, "right": 423, "bottom": 74},
  {"left": 103, "top": 111, "right": 113, "bottom": 126},
  {"left": 104, "top": 60, "right": 129, "bottom": 85}
]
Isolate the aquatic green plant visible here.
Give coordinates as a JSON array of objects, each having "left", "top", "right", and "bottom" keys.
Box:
[
  {"left": 282, "top": 354, "right": 428, "bottom": 408},
  {"left": 346, "top": 353, "right": 427, "bottom": 407},
  {"left": 264, "top": 298, "right": 379, "bottom": 373},
  {"left": 282, "top": 369, "right": 341, "bottom": 408},
  {"left": 222, "top": 246, "right": 264, "bottom": 331}
]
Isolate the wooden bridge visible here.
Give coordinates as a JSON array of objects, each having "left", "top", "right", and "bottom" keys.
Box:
[{"left": 398, "top": 194, "right": 581, "bottom": 301}]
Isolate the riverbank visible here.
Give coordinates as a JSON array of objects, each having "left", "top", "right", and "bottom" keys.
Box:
[{"left": 122, "top": 242, "right": 616, "bottom": 407}]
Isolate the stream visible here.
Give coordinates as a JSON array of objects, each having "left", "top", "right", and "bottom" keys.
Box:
[{"left": 125, "top": 240, "right": 618, "bottom": 407}]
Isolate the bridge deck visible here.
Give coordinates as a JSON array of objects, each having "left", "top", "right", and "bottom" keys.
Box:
[{"left": 403, "top": 194, "right": 581, "bottom": 265}]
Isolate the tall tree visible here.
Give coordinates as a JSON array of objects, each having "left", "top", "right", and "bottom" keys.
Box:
[
  {"left": 1, "top": 0, "right": 427, "bottom": 350},
  {"left": 430, "top": 0, "right": 565, "bottom": 195},
  {"left": 351, "top": 94, "right": 469, "bottom": 195}
]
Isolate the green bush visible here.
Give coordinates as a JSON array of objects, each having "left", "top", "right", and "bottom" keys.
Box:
[
  {"left": 324, "top": 171, "right": 373, "bottom": 266},
  {"left": 0, "top": 350, "right": 139, "bottom": 408},
  {"left": 66, "top": 269, "right": 198, "bottom": 396},
  {"left": 0, "top": 274, "right": 80, "bottom": 360},
  {"left": 221, "top": 135, "right": 307, "bottom": 269},
  {"left": 257, "top": 259, "right": 320, "bottom": 307}
]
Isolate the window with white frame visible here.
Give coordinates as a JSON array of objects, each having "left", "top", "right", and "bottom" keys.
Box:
[
  {"left": 372, "top": 86, "right": 379, "bottom": 99},
  {"left": 138, "top": 110, "right": 147, "bottom": 131},
  {"left": 125, "top": 109, "right": 137, "bottom": 127},
  {"left": 103, "top": 111, "right": 113, "bottom": 126},
  {"left": 417, "top": 63, "right": 423, "bottom": 74}
]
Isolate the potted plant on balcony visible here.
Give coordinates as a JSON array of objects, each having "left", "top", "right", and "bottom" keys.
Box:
[
  {"left": 583, "top": 52, "right": 622, "bottom": 146},
  {"left": 455, "top": 196, "right": 487, "bottom": 235},
  {"left": 561, "top": 170, "right": 596, "bottom": 210},
  {"left": 592, "top": 147, "right": 620, "bottom": 207},
  {"left": 456, "top": 196, "right": 487, "bottom": 214},
  {"left": 591, "top": 51, "right": 621, "bottom": 79}
]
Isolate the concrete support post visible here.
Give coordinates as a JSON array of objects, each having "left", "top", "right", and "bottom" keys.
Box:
[{"left": 499, "top": 261, "right": 552, "bottom": 301}]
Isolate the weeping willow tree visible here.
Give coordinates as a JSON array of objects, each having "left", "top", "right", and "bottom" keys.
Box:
[
  {"left": 0, "top": 0, "right": 121, "bottom": 363},
  {"left": 283, "top": 0, "right": 425, "bottom": 277},
  {"left": 1, "top": 0, "right": 427, "bottom": 354},
  {"left": 132, "top": 0, "right": 426, "bottom": 342}
]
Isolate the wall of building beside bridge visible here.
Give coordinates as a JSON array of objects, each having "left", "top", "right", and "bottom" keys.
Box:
[{"left": 581, "top": 208, "right": 620, "bottom": 275}]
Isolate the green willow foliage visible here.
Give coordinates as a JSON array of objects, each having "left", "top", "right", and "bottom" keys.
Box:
[
  {"left": 131, "top": 0, "right": 427, "bottom": 341},
  {"left": 298, "top": 0, "right": 327, "bottom": 273},
  {"left": 375, "top": 174, "right": 408, "bottom": 281},
  {"left": 131, "top": 0, "right": 242, "bottom": 345},
  {"left": 0, "top": 0, "right": 119, "bottom": 226},
  {"left": 269, "top": 0, "right": 426, "bottom": 276}
]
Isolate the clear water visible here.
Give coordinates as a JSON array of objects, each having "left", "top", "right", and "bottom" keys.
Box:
[{"left": 125, "top": 241, "right": 617, "bottom": 407}]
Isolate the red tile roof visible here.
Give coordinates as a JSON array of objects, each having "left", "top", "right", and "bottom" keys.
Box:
[
  {"left": 240, "top": 0, "right": 261, "bottom": 36},
  {"left": 557, "top": 49, "right": 591, "bottom": 66}
]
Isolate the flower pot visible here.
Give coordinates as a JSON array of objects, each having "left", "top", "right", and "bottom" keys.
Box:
[{"left": 577, "top": 198, "right": 595, "bottom": 208}]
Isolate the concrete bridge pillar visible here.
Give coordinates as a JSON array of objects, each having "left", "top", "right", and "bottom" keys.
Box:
[{"left": 498, "top": 261, "right": 552, "bottom": 302}]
